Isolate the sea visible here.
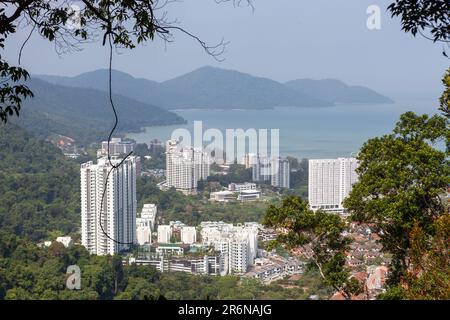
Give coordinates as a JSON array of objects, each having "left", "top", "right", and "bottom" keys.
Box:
[{"left": 125, "top": 97, "right": 440, "bottom": 159}]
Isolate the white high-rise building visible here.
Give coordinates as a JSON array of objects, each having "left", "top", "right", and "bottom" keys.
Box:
[
  {"left": 271, "top": 157, "right": 290, "bottom": 189},
  {"left": 166, "top": 139, "right": 210, "bottom": 194},
  {"left": 80, "top": 156, "right": 138, "bottom": 255},
  {"left": 157, "top": 225, "right": 172, "bottom": 244},
  {"left": 141, "top": 203, "right": 157, "bottom": 230},
  {"left": 251, "top": 154, "right": 271, "bottom": 182},
  {"left": 251, "top": 154, "right": 290, "bottom": 189},
  {"left": 136, "top": 218, "right": 152, "bottom": 245},
  {"left": 308, "top": 157, "right": 359, "bottom": 212},
  {"left": 242, "top": 153, "right": 256, "bottom": 169},
  {"left": 181, "top": 226, "right": 197, "bottom": 244}
]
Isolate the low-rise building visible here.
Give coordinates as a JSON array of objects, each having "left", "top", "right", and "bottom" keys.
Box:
[
  {"left": 56, "top": 236, "right": 73, "bottom": 248},
  {"left": 209, "top": 191, "right": 235, "bottom": 202},
  {"left": 155, "top": 244, "right": 188, "bottom": 256},
  {"left": 237, "top": 190, "right": 261, "bottom": 202},
  {"left": 228, "top": 182, "right": 257, "bottom": 192}
]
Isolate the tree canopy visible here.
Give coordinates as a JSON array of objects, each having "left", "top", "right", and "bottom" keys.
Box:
[
  {"left": 264, "top": 196, "right": 362, "bottom": 300},
  {"left": 344, "top": 70, "right": 450, "bottom": 290}
]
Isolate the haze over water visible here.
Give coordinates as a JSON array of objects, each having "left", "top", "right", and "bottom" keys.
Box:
[{"left": 126, "top": 97, "right": 439, "bottom": 159}]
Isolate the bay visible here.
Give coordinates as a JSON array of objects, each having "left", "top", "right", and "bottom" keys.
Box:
[{"left": 125, "top": 98, "right": 439, "bottom": 159}]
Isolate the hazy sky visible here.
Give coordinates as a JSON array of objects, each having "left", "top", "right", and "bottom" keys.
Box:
[{"left": 5, "top": 0, "right": 449, "bottom": 99}]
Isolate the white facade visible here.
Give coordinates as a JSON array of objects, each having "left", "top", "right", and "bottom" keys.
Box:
[
  {"left": 81, "top": 156, "right": 138, "bottom": 255},
  {"left": 141, "top": 203, "right": 157, "bottom": 229},
  {"left": 136, "top": 218, "right": 152, "bottom": 245},
  {"left": 200, "top": 222, "right": 258, "bottom": 274},
  {"left": 228, "top": 182, "right": 257, "bottom": 192},
  {"left": 166, "top": 139, "right": 210, "bottom": 194},
  {"left": 181, "top": 226, "right": 197, "bottom": 244},
  {"left": 210, "top": 190, "right": 235, "bottom": 202},
  {"left": 56, "top": 236, "right": 73, "bottom": 248},
  {"left": 251, "top": 154, "right": 290, "bottom": 189},
  {"left": 100, "top": 137, "right": 135, "bottom": 156},
  {"left": 157, "top": 225, "right": 172, "bottom": 244},
  {"left": 252, "top": 154, "right": 271, "bottom": 182},
  {"left": 308, "top": 157, "right": 359, "bottom": 212}
]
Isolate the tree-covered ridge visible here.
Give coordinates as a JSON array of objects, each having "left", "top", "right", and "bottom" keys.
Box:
[
  {"left": 0, "top": 124, "right": 80, "bottom": 241},
  {"left": 11, "top": 78, "right": 185, "bottom": 145}
]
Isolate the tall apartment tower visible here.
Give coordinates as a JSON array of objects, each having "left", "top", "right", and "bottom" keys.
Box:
[
  {"left": 165, "top": 139, "right": 210, "bottom": 194},
  {"left": 271, "top": 157, "right": 290, "bottom": 189},
  {"left": 251, "top": 154, "right": 271, "bottom": 182},
  {"left": 308, "top": 157, "right": 359, "bottom": 212},
  {"left": 251, "top": 154, "right": 290, "bottom": 189},
  {"left": 80, "top": 156, "right": 138, "bottom": 255}
]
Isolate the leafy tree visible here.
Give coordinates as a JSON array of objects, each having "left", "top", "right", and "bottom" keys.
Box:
[
  {"left": 111, "top": 255, "right": 125, "bottom": 295},
  {"left": 388, "top": 1, "right": 450, "bottom": 49},
  {"left": 402, "top": 214, "right": 450, "bottom": 300},
  {"left": 343, "top": 96, "right": 449, "bottom": 285},
  {"left": 439, "top": 69, "right": 450, "bottom": 120},
  {"left": 264, "top": 196, "right": 362, "bottom": 300}
]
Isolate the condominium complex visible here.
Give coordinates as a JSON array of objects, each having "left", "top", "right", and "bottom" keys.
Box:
[
  {"left": 200, "top": 222, "right": 259, "bottom": 274},
  {"left": 251, "top": 154, "right": 272, "bottom": 183},
  {"left": 100, "top": 137, "right": 135, "bottom": 156},
  {"left": 140, "top": 203, "right": 157, "bottom": 230},
  {"left": 251, "top": 154, "right": 290, "bottom": 189},
  {"left": 308, "top": 157, "right": 359, "bottom": 212},
  {"left": 165, "top": 139, "right": 210, "bottom": 194},
  {"left": 271, "top": 157, "right": 290, "bottom": 189},
  {"left": 80, "top": 156, "right": 138, "bottom": 255},
  {"left": 136, "top": 204, "right": 157, "bottom": 246},
  {"left": 157, "top": 225, "right": 173, "bottom": 244},
  {"left": 136, "top": 218, "right": 152, "bottom": 245},
  {"left": 228, "top": 182, "right": 257, "bottom": 192},
  {"left": 180, "top": 226, "right": 197, "bottom": 244}
]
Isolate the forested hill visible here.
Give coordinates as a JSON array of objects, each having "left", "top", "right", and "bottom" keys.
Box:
[
  {"left": 0, "top": 124, "right": 80, "bottom": 241},
  {"left": 11, "top": 78, "right": 186, "bottom": 145},
  {"left": 37, "top": 67, "right": 395, "bottom": 110}
]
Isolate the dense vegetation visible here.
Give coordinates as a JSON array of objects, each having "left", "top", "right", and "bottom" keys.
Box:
[
  {"left": 0, "top": 233, "right": 324, "bottom": 300},
  {"left": 11, "top": 79, "right": 185, "bottom": 145},
  {"left": 0, "top": 125, "right": 305, "bottom": 300},
  {"left": 269, "top": 71, "right": 450, "bottom": 300},
  {"left": 0, "top": 124, "right": 80, "bottom": 241},
  {"left": 206, "top": 164, "right": 252, "bottom": 187},
  {"left": 137, "top": 176, "right": 271, "bottom": 225}
]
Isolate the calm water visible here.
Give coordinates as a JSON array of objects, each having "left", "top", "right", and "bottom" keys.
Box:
[{"left": 126, "top": 98, "right": 439, "bottom": 159}]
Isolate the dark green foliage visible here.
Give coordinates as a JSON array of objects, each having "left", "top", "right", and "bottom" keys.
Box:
[
  {"left": 0, "top": 233, "right": 315, "bottom": 300},
  {"left": 0, "top": 124, "right": 80, "bottom": 241},
  {"left": 207, "top": 164, "right": 252, "bottom": 187},
  {"left": 264, "top": 196, "right": 362, "bottom": 300},
  {"left": 388, "top": 1, "right": 450, "bottom": 43},
  {"left": 0, "top": 39, "right": 34, "bottom": 123},
  {"left": 439, "top": 69, "right": 450, "bottom": 119},
  {"left": 142, "top": 146, "right": 166, "bottom": 170},
  {"left": 287, "top": 157, "right": 309, "bottom": 197},
  {"left": 344, "top": 110, "right": 449, "bottom": 285},
  {"left": 11, "top": 78, "right": 184, "bottom": 145}
]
